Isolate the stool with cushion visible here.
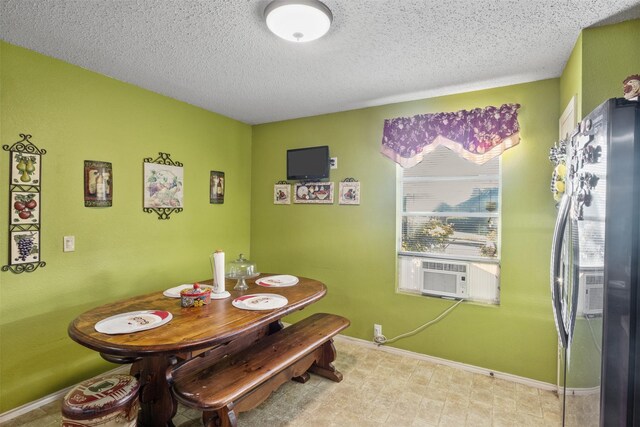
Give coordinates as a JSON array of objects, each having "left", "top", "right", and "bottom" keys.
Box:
[{"left": 61, "top": 374, "right": 139, "bottom": 427}]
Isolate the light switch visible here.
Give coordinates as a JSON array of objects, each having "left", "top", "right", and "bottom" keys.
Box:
[
  {"left": 63, "top": 236, "right": 75, "bottom": 252},
  {"left": 330, "top": 157, "right": 338, "bottom": 169}
]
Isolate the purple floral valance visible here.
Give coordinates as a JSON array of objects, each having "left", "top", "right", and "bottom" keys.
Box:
[{"left": 381, "top": 103, "right": 521, "bottom": 167}]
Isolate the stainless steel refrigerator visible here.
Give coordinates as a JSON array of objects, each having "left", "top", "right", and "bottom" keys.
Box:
[{"left": 551, "top": 97, "right": 640, "bottom": 426}]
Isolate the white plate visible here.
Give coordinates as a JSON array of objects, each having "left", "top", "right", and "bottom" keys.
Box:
[
  {"left": 232, "top": 294, "right": 288, "bottom": 311},
  {"left": 256, "top": 275, "right": 299, "bottom": 287},
  {"left": 95, "top": 310, "right": 173, "bottom": 334},
  {"left": 163, "top": 284, "right": 212, "bottom": 298}
]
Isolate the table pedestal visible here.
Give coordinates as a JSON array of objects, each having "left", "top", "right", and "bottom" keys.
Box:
[{"left": 130, "top": 356, "right": 177, "bottom": 427}]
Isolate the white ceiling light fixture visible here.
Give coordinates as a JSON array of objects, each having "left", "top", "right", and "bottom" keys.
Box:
[{"left": 264, "top": 0, "right": 333, "bottom": 43}]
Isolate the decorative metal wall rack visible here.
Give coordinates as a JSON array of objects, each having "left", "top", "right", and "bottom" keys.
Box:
[
  {"left": 143, "top": 152, "right": 184, "bottom": 220},
  {"left": 3, "top": 134, "right": 46, "bottom": 273}
]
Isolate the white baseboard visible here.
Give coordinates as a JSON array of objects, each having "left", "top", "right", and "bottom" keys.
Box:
[
  {"left": 0, "top": 364, "right": 130, "bottom": 424},
  {"left": 334, "top": 334, "right": 558, "bottom": 392},
  {"left": 0, "top": 332, "right": 558, "bottom": 423}
]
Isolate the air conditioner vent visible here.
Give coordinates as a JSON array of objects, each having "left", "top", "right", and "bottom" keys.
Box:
[{"left": 422, "top": 261, "right": 467, "bottom": 273}]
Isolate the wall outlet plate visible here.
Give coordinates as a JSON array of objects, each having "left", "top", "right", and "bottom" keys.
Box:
[
  {"left": 63, "top": 236, "right": 75, "bottom": 252},
  {"left": 330, "top": 157, "right": 337, "bottom": 169},
  {"left": 374, "top": 324, "right": 382, "bottom": 337}
]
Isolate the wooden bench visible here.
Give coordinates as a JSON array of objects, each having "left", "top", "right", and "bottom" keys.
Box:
[{"left": 168, "top": 312, "right": 350, "bottom": 427}]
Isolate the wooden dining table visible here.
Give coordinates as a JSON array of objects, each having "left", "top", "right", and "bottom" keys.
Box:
[{"left": 68, "top": 274, "right": 327, "bottom": 427}]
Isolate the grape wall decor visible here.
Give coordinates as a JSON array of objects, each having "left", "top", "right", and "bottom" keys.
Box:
[
  {"left": 2, "top": 133, "right": 46, "bottom": 274},
  {"left": 143, "top": 152, "right": 184, "bottom": 220}
]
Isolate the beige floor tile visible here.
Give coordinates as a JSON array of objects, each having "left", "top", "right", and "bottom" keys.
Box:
[
  {"left": 412, "top": 417, "right": 439, "bottom": 427},
  {"left": 470, "top": 388, "right": 494, "bottom": 407},
  {"left": 492, "top": 410, "right": 519, "bottom": 427},
  {"left": 472, "top": 373, "right": 495, "bottom": 389},
  {"left": 439, "top": 413, "right": 468, "bottom": 427},
  {"left": 493, "top": 394, "right": 517, "bottom": 413}
]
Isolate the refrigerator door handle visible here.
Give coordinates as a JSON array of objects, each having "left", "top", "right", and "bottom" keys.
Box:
[{"left": 551, "top": 193, "right": 570, "bottom": 348}]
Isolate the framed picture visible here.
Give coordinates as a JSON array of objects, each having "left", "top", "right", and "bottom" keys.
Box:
[
  {"left": 210, "top": 171, "right": 225, "bottom": 204},
  {"left": 11, "top": 192, "right": 40, "bottom": 224},
  {"left": 84, "top": 161, "right": 113, "bottom": 207},
  {"left": 339, "top": 181, "right": 360, "bottom": 205},
  {"left": 10, "top": 231, "right": 40, "bottom": 265},
  {"left": 274, "top": 184, "right": 291, "bottom": 204},
  {"left": 294, "top": 182, "right": 334, "bottom": 204},
  {"left": 11, "top": 152, "right": 41, "bottom": 186},
  {"left": 144, "top": 162, "right": 184, "bottom": 209}
]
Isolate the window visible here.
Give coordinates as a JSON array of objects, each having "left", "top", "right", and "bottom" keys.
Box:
[{"left": 397, "top": 146, "right": 500, "bottom": 304}]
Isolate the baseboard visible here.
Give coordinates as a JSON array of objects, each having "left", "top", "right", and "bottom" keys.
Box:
[
  {"left": 334, "top": 334, "right": 558, "bottom": 392},
  {"left": 0, "top": 364, "right": 130, "bottom": 424}
]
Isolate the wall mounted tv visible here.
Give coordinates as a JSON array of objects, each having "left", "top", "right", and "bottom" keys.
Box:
[{"left": 287, "top": 145, "right": 330, "bottom": 181}]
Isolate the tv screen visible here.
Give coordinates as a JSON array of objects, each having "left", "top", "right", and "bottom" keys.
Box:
[{"left": 287, "top": 146, "right": 329, "bottom": 180}]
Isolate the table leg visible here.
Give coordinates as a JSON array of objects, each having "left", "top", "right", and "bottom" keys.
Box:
[
  {"left": 130, "top": 356, "right": 177, "bottom": 427},
  {"left": 268, "top": 319, "right": 284, "bottom": 335}
]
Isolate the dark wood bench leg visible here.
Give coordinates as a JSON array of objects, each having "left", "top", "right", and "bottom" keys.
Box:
[
  {"left": 308, "top": 339, "right": 343, "bottom": 382},
  {"left": 203, "top": 403, "right": 237, "bottom": 427},
  {"left": 292, "top": 372, "right": 311, "bottom": 383}
]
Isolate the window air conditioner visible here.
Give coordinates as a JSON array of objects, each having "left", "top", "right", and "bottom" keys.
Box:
[{"left": 421, "top": 259, "right": 469, "bottom": 299}]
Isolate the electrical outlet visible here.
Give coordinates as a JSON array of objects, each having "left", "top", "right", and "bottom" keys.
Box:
[
  {"left": 330, "top": 157, "right": 338, "bottom": 169},
  {"left": 63, "top": 236, "right": 75, "bottom": 252},
  {"left": 374, "top": 324, "right": 382, "bottom": 338}
]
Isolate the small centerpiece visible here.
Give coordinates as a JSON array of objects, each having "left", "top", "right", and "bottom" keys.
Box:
[{"left": 180, "top": 283, "right": 211, "bottom": 308}]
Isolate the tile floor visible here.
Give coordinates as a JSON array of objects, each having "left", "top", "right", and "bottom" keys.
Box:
[{"left": 1, "top": 339, "right": 562, "bottom": 426}]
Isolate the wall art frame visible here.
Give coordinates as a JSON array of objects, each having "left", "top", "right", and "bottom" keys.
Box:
[
  {"left": 294, "top": 182, "right": 334, "bottom": 204},
  {"left": 274, "top": 181, "right": 291, "bottom": 204},
  {"left": 143, "top": 152, "right": 184, "bottom": 220},
  {"left": 84, "top": 160, "right": 113, "bottom": 207},
  {"left": 339, "top": 178, "right": 361, "bottom": 205},
  {"left": 210, "top": 171, "right": 225, "bottom": 204},
  {"left": 3, "top": 133, "right": 46, "bottom": 274}
]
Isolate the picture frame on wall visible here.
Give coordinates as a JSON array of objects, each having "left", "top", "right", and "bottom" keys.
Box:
[
  {"left": 11, "top": 191, "right": 40, "bottom": 224},
  {"left": 210, "top": 171, "right": 225, "bottom": 204},
  {"left": 84, "top": 160, "right": 113, "bottom": 207},
  {"left": 11, "top": 152, "right": 41, "bottom": 186},
  {"left": 339, "top": 180, "right": 360, "bottom": 205},
  {"left": 274, "top": 183, "right": 291, "bottom": 204},
  {"left": 143, "top": 162, "right": 184, "bottom": 209},
  {"left": 10, "top": 231, "right": 40, "bottom": 265},
  {"left": 294, "top": 182, "right": 334, "bottom": 204}
]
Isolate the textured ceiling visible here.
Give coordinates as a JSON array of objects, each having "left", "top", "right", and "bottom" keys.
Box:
[{"left": 1, "top": 0, "right": 639, "bottom": 124}]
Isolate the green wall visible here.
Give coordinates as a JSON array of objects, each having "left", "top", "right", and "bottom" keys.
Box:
[
  {"left": 582, "top": 19, "right": 640, "bottom": 114},
  {"left": 560, "top": 33, "right": 582, "bottom": 122},
  {"left": 560, "top": 19, "right": 640, "bottom": 120},
  {"left": 251, "top": 79, "right": 560, "bottom": 383},
  {"left": 0, "top": 42, "right": 252, "bottom": 411}
]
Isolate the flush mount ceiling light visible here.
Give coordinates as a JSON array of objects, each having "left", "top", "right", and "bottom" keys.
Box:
[{"left": 264, "top": 0, "right": 333, "bottom": 43}]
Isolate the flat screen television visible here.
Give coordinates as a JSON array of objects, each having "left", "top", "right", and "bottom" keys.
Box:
[{"left": 287, "top": 146, "right": 329, "bottom": 180}]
